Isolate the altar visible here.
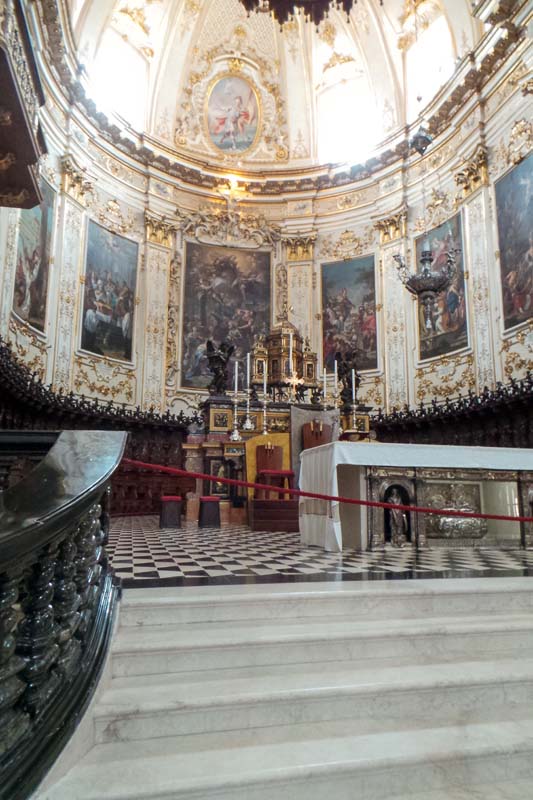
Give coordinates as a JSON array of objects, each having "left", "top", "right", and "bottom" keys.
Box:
[{"left": 298, "top": 441, "right": 533, "bottom": 552}]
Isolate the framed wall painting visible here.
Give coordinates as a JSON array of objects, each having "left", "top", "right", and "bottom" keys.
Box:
[
  {"left": 206, "top": 74, "right": 260, "bottom": 153},
  {"left": 12, "top": 180, "right": 56, "bottom": 332},
  {"left": 415, "top": 213, "right": 468, "bottom": 361},
  {"left": 321, "top": 254, "right": 378, "bottom": 372},
  {"left": 181, "top": 242, "right": 271, "bottom": 390},
  {"left": 494, "top": 152, "right": 533, "bottom": 330},
  {"left": 80, "top": 220, "right": 139, "bottom": 362}
]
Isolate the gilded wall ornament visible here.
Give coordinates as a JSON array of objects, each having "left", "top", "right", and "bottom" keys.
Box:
[
  {"left": 275, "top": 262, "right": 288, "bottom": 323},
  {"left": 92, "top": 197, "right": 137, "bottom": 236},
  {"left": 454, "top": 144, "right": 488, "bottom": 200},
  {"left": 73, "top": 355, "right": 136, "bottom": 403},
  {"left": 320, "top": 227, "right": 375, "bottom": 261},
  {"left": 165, "top": 254, "right": 181, "bottom": 388},
  {"left": 284, "top": 232, "right": 317, "bottom": 262},
  {"left": 145, "top": 213, "right": 174, "bottom": 248},
  {"left": 174, "top": 204, "right": 281, "bottom": 248},
  {"left": 60, "top": 156, "right": 94, "bottom": 206},
  {"left": 507, "top": 118, "right": 533, "bottom": 166},
  {"left": 374, "top": 210, "right": 407, "bottom": 244}
]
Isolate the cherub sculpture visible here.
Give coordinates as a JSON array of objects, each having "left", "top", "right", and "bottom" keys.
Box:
[{"left": 205, "top": 340, "right": 235, "bottom": 395}]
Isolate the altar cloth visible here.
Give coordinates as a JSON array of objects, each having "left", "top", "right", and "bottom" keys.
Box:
[{"left": 298, "top": 441, "right": 533, "bottom": 552}]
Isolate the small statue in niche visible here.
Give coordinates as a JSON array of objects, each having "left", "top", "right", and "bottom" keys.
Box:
[
  {"left": 205, "top": 340, "right": 235, "bottom": 395},
  {"left": 388, "top": 487, "right": 408, "bottom": 548},
  {"left": 335, "top": 351, "right": 361, "bottom": 408}
]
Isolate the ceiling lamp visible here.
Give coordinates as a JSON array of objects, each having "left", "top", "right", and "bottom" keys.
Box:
[
  {"left": 393, "top": 248, "right": 459, "bottom": 332},
  {"left": 239, "top": 0, "right": 367, "bottom": 27}
]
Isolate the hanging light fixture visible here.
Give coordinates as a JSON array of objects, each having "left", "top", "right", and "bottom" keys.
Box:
[
  {"left": 393, "top": 248, "right": 458, "bottom": 332},
  {"left": 239, "top": 0, "right": 378, "bottom": 28}
]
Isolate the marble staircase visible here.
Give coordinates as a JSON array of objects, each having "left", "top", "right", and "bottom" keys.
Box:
[{"left": 36, "top": 578, "right": 533, "bottom": 799}]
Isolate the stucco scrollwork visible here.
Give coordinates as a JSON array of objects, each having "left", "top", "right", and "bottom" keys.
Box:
[
  {"left": 501, "top": 325, "right": 533, "bottom": 381},
  {"left": 275, "top": 262, "right": 288, "bottom": 324},
  {"left": 454, "top": 144, "right": 488, "bottom": 201},
  {"left": 91, "top": 196, "right": 138, "bottom": 236},
  {"left": 174, "top": 204, "right": 281, "bottom": 248},
  {"left": 415, "top": 354, "right": 476, "bottom": 402},
  {"left": 60, "top": 156, "right": 94, "bottom": 206},
  {"left": 319, "top": 227, "right": 375, "bottom": 261},
  {"left": 73, "top": 355, "right": 136, "bottom": 404},
  {"left": 165, "top": 253, "right": 182, "bottom": 388},
  {"left": 283, "top": 232, "right": 317, "bottom": 262},
  {"left": 374, "top": 210, "right": 407, "bottom": 245},
  {"left": 8, "top": 316, "right": 47, "bottom": 379}
]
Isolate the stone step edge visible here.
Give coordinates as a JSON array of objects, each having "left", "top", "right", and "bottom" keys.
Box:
[
  {"left": 112, "top": 613, "right": 533, "bottom": 654},
  {"left": 95, "top": 657, "right": 533, "bottom": 718}
]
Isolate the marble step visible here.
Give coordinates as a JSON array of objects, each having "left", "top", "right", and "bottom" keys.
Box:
[
  {"left": 385, "top": 781, "right": 533, "bottom": 800},
  {"left": 94, "top": 656, "right": 533, "bottom": 743},
  {"left": 119, "top": 577, "right": 533, "bottom": 627},
  {"left": 36, "top": 719, "right": 533, "bottom": 800},
  {"left": 111, "top": 612, "right": 533, "bottom": 677}
]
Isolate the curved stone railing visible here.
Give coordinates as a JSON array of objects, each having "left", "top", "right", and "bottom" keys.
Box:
[{"left": 0, "top": 429, "right": 126, "bottom": 800}]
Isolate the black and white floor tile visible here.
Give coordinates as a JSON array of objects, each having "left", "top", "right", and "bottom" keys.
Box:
[{"left": 108, "top": 515, "right": 533, "bottom": 588}]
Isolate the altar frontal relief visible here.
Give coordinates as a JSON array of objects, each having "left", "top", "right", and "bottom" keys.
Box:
[
  {"left": 81, "top": 220, "right": 138, "bottom": 361},
  {"left": 321, "top": 255, "right": 377, "bottom": 371},
  {"left": 495, "top": 152, "right": 533, "bottom": 330},
  {"left": 182, "top": 242, "right": 271, "bottom": 389},
  {"left": 416, "top": 213, "right": 467, "bottom": 360},
  {"left": 13, "top": 181, "right": 55, "bottom": 332}
]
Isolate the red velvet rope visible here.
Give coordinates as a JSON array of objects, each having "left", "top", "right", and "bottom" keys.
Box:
[{"left": 121, "top": 457, "right": 533, "bottom": 524}]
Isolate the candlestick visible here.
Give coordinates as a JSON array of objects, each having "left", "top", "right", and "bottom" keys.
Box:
[
  {"left": 323, "top": 368, "right": 327, "bottom": 404},
  {"left": 234, "top": 360, "right": 238, "bottom": 395},
  {"left": 242, "top": 385, "right": 254, "bottom": 431},
  {"left": 334, "top": 359, "right": 338, "bottom": 395},
  {"left": 263, "top": 368, "right": 267, "bottom": 397},
  {"left": 246, "top": 352, "right": 250, "bottom": 389},
  {"left": 289, "top": 332, "right": 293, "bottom": 376},
  {"left": 229, "top": 395, "right": 243, "bottom": 441},
  {"left": 262, "top": 393, "right": 268, "bottom": 436},
  {"left": 351, "top": 368, "right": 356, "bottom": 404}
]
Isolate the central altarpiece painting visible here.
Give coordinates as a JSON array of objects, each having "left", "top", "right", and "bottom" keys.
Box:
[{"left": 181, "top": 241, "right": 271, "bottom": 389}]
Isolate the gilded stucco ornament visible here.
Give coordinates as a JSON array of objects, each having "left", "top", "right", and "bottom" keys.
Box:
[
  {"left": 454, "top": 144, "right": 488, "bottom": 200},
  {"left": 60, "top": 156, "right": 94, "bottom": 206},
  {"left": 165, "top": 254, "right": 182, "bottom": 389},
  {"left": 507, "top": 118, "right": 533, "bottom": 165},
  {"left": 283, "top": 232, "right": 317, "bottom": 262},
  {"left": 320, "top": 227, "right": 375, "bottom": 261},
  {"left": 145, "top": 213, "right": 174, "bottom": 248},
  {"left": 92, "top": 197, "right": 137, "bottom": 236},
  {"left": 73, "top": 355, "right": 136, "bottom": 404},
  {"left": 275, "top": 262, "right": 288, "bottom": 324},
  {"left": 173, "top": 203, "right": 281, "bottom": 248},
  {"left": 374, "top": 210, "right": 407, "bottom": 245},
  {"left": 416, "top": 354, "right": 476, "bottom": 402}
]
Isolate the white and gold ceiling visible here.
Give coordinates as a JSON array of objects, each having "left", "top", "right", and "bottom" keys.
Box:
[{"left": 67, "top": 0, "right": 481, "bottom": 170}]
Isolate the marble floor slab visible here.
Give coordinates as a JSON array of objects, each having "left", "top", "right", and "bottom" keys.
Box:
[{"left": 108, "top": 515, "right": 533, "bottom": 587}]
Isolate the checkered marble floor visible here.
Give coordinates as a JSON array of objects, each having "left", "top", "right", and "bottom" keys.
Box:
[{"left": 108, "top": 515, "right": 533, "bottom": 587}]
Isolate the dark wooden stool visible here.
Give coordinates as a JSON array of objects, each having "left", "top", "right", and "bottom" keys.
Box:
[
  {"left": 199, "top": 496, "right": 221, "bottom": 528},
  {"left": 159, "top": 495, "right": 182, "bottom": 528}
]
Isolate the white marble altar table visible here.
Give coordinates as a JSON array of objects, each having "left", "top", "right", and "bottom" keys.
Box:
[{"left": 298, "top": 441, "right": 533, "bottom": 552}]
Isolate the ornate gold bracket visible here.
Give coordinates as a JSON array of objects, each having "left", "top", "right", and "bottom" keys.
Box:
[
  {"left": 374, "top": 210, "right": 407, "bottom": 245},
  {"left": 454, "top": 144, "right": 488, "bottom": 200},
  {"left": 283, "top": 231, "right": 317, "bottom": 261},
  {"left": 61, "top": 156, "right": 93, "bottom": 206},
  {"left": 145, "top": 213, "right": 174, "bottom": 247},
  {"left": 174, "top": 204, "right": 281, "bottom": 248}
]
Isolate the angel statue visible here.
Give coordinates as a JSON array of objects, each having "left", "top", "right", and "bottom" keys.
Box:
[
  {"left": 206, "top": 340, "right": 235, "bottom": 396},
  {"left": 335, "top": 350, "right": 361, "bottom": 408}
]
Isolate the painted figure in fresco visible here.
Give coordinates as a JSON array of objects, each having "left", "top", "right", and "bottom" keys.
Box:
[{"left": 388, "top": 488, "right": 408, "bottom": 548}]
